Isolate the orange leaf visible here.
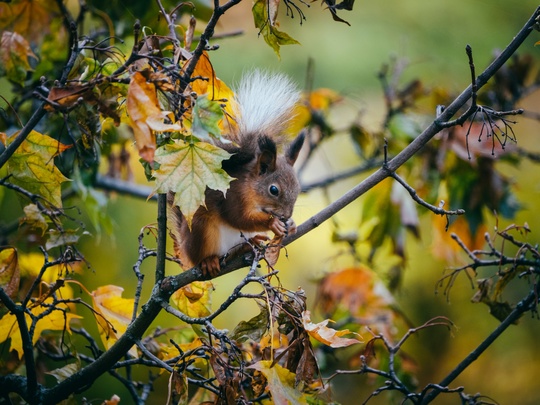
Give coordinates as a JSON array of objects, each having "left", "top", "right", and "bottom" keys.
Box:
[
  {"left": 0, "top": 31, "right": 37, "bottom": 84},
  {"left": 189, "top": 52, "right": 236, "bottom": 133},
  {"left": 301, "top": 310, "right": 362, "bottom": 348},
  {"left": 317, "top": 266, "right": 395, "bottom": 317},
  {"left": 127, "top": 71, "right": 182, "bottom": 162},
  {"left": 0, "top": 0, "right": 59, "bottom": 43}
]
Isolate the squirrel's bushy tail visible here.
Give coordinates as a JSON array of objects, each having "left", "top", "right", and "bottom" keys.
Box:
[{"left": 232, "top": 70, "right": 300, "bottom": 140}]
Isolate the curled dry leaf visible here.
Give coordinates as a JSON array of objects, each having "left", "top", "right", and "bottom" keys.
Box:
[
  {"left": 301, "top": 310, "right": 362, "bottom": 348},
  {"left": 265, "top": 234, "right": 284, "bottom": 267}
]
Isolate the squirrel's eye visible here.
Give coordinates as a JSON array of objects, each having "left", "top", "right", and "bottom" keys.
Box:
[{"left": 269, "top": 185, "right": 279, "bottom": 196}]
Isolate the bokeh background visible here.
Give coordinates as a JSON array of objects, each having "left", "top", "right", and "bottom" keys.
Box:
[
  {"left": 3, "top": 0, "right": 540, "bottom": 403},
  {"left": 80, "top": 2, "right": 540, "bottom": 404}
]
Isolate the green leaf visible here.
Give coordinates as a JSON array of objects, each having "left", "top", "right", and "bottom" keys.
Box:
[
  {"left": 46, "top": 229, "right": 88, "bottom": 251},
  {"left": 252, "top": 0, "right": 300, "bottom": 58},
  {"left": 192, "top": 95, "right": 224, "bottom": 141},
  {"left": 231, "top": 304, "right": 270, "bottom": 342},
  {"left": 8, "top": 153, "right": 70, "bottom": 207},
  {"left": 6, "top": 130, "right": 71, "bottom": 207},
  {"left": 152, "top": 140, "right": 234, "bottom": 227}
]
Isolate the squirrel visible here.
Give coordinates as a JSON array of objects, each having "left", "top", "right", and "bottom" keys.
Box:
[{"left": 168, "top": 70, "right": 305, "bottom": 277}]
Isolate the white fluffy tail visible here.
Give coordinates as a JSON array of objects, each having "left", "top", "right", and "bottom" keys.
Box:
[{"left": 232, "top": 70, "right": 300, "bottom": 139}]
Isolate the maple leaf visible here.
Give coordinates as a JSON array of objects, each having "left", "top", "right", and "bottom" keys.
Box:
[
  {"left": 91, "top": 285, "right": 138, "bottom": 358},
  {"left": 249, "top": 360, "right": 309, "bottom": 405},
  {"left": 0, "top": 247, "right": 20, "bottom": 300},
  {"left": 6, "top": 130, "right": 71, "bottom": 207},
  {"left": 301, "top": 310, "right": 362, "bottom": 348},
  {"left": 0, "top": 31, "right": 37, "bottom": 85},
  {"left": 127, "top": 71, "right": 182, "bottom": 162},
  {"left": 0, "top": 298, "right": 81, "bottom": 359},
  {"left": 152, "top": 140, "right": 234, "bottom": 227}
]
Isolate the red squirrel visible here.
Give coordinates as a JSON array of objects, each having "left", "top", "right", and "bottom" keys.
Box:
[{"left": 168, "top": 70, "right": 305, "bottom": 276}]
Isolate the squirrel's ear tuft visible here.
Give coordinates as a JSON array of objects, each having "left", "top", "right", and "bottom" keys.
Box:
[
  {"left": 257, "top": 135, "right": 277, "bottom": 175},
  {"left": 285, "top": 131, "right": 305, "bottom": 166}
]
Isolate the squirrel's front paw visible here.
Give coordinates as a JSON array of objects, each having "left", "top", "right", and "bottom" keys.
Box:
[
  {"left": 285, "top": 218, "right": 297, "bottom": 236},
  {"left": 269, "top": 217, "right": 296, "bottom": 237},
  {"left": 200, "top": 255, "right": 220, "bottom": 277}
]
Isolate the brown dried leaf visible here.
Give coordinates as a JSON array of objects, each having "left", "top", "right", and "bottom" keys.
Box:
[{"left": 265, "top": 235, "right": 284, "bottom": 267}]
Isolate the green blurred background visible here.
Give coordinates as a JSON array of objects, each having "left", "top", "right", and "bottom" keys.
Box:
[{"left": 5, "top": 0, "right": 540, "bottom": 403}]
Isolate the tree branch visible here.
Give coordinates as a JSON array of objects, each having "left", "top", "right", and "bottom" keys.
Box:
[
  {"left": 420, "top": 287, "right": 538, "bottom": 404},
  {"left": 285, "top": 5, "right": 540, "bottom": 246}
]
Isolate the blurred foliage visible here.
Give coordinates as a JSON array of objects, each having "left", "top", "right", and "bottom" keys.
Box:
[{"left": 1, "top": 0, "right": 540, "bottom": 404}]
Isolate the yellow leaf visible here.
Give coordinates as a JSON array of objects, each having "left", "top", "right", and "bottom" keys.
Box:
[
  {"left": 152, "top": 140, "right": 234, "bottom": 227},
  {"left": 249, "top": 361, "right": 308, "bottom": 405},
  {"left": 91, "top": 285, "right": 137, "bottom": 358},
  {"left": 171, "top": 281, "right": 213, "bottom": 318},
  {"left": 0, "top": 247, "right": 20, "bottom": 300},
  {"left": 301, "top": 310, "right": 362, "bottom": 348},
  {"left": 127, "top": 71, "right": 182, "bottom": 162},
  {"left": 0, "top": 298, "right": 81, "bottom": 359}
]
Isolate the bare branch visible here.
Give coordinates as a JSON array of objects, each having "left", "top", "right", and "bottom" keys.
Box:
[{"left": 421, "top": 286, "right": 538, "bottom": 404}]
